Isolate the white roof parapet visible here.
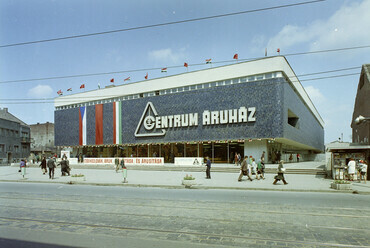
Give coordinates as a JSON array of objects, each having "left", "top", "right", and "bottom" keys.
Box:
[{"left": 54, "top": 56, "right": 324, "bottom": 127}]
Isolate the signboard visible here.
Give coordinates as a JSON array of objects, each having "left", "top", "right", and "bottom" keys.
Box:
[
  {"left": 174, "top": 157, "right": 204, "bottom": 166},
  {"left": 84, "top": 158, "right": 115, "bottom": 164},
  {"left": 124, "top": 157, "right": 164, "bottom": 165}
]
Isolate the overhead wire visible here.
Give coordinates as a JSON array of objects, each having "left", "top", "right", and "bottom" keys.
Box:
[
  {"left": 0, "top": 0, "right": 325, "bottom": 48},
  {"left": 0, "top": 45, "right": 368, "bottom": 85}
]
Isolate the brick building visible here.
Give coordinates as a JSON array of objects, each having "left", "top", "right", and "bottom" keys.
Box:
[{"left": 54, "top": 56, "right": 324, "bottom": 163}]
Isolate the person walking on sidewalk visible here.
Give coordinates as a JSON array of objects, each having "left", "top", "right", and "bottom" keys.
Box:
[
  {"left": 273, "top": 160, "right": 288, "bottom": 185},
  {"left": 47, "top": 157, "right": 56, "bottom": 179},
  {"left": 19, "top": 159, "right": 26, "bottom": 178},
  {"left": 114, "top": 156, "right": 120, "bottom": 173},
  {"left": 256, "top": 159, "right": 265, "bottom": 180},
  {"left": 205, "top": 157, "right": 211, "bottom": 179},
  {"left": 347, "top": 158, "right": 356, "bottom": 181},
  {"left": 39, "top": 157, "right": 47, "bottom": 175},
  {"left": 238, "top": 156, "right": 253, "bottom": 181},
  {"left": 358, "top": 160, "right": 367, "bottom": 183}
]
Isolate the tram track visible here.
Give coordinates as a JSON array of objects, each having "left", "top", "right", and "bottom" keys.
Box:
[
  {"left": 1, "top": 195, "right": 369, "bottom": 220},
  {"left": 0, "top": 216, "right": 367, "bottom": 248}
]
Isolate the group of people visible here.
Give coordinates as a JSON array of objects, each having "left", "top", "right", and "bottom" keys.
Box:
[
  {"left": 37, "top": 155, "right": 71, "bottom": 179},
  {"left": 238, "top": 156, "right": 266, "bottom": 181},
  {"left": 347, "top": 158, "right": 368, "bottom": 182}
]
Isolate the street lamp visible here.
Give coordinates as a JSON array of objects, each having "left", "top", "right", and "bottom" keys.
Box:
[{"left": 355, "top": 115, "right": 370, "bottom": 125}]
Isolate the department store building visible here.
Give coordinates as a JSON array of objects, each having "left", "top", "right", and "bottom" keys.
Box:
[{"left": 54, "top": 56, "right": 324, "bottom": 163}]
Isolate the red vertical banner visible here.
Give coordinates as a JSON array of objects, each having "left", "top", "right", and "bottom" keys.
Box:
[
  {"left": 95, "top": 104, "right": 103, "bottom": 145},
  {"left": 113, "top": 102, "right": 116, "bottom": 144},
  {"left": 79, "top": 108, "right": 83, "bottom": 145}
]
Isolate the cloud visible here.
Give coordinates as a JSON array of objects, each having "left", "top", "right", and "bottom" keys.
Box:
[
  {"left": 267, "top": 0, "right": 370, "bottom": 51},
  {"left": 148, "top": 48, "right": 186, "bottom": 64},
  {"left": 27, "top": 84, "right": 53, "bottom": 98},
  {"left": 304, "top": 85, "right": 325, "bottom": 104}
]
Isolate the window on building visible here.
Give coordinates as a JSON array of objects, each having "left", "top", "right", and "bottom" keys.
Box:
[
  {"left": 183, "top": 86, "right": 189, "bottom": 91},
  {"left": 288, "top": 109, "right": 299, "bottom": 128},
  {"left": 190, "top": 85, "right": 196, "bottom": 90},
  {"left": 22, "top": 145, "right": 28, "bottom": 153},
  {"left": 225, "top": 80, "right": 231, "bottom": 85},
  {"left": 0, "top": 144, "right": 4, "bottom": 152},
  {"left": 14, "top": 145, "right": 19, "bottom": 153},
  {"left": 196, "top": 84, "right": 203, "bottom": 89},
  {"left": 232, "top": 78, "right": 239, "bottom": 84}
]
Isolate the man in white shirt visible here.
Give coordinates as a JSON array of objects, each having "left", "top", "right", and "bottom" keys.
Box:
[{"left": 347, "top": 158, "right": 356, "bottom": 181}]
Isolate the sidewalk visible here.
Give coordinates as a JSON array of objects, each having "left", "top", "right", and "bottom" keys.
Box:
[{"left": 1, "top": 165, "right": 369, "bottom": 194}]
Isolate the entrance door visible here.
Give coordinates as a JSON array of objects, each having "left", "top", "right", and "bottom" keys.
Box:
[{"left": 7, "top": 152, "right": 12, "bottom": 164}]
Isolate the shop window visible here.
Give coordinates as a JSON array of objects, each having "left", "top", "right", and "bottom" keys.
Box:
[{"left": 288, "top": 109, "right": 299, "bottom": 128}]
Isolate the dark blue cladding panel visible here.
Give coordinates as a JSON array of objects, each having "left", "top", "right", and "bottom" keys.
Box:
[
  {"left": 283, "top": 83, "right": 324, "bottom": 151},
  {"left": 86, "top": 105, "right": 95, "bottom": 145},
  {"left": 103, "top": 103, "right": 113, "bottom": 144},
  {"left": 121, "top": 78, "right": 284, "bottom": 144},
  {"left": 54, "top": 108, "right": 79, "bottom": 146}
]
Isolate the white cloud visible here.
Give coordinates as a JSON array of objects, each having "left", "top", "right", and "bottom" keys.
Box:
[
  {"left": 267, "top": 0, "right": 370, "bottom": 51},
  {"left": 148, "top": 48, "right": 186, "bottom": 64},
  {"left": 304, "top": 85, "right": 325, "bottom": 104},
  {"left": 27, "top": 84, "right": 53, "bottom": 98}
]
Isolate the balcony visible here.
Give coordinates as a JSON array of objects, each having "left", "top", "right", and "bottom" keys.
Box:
[{"left": 21, "top": 137, "right": 31, "bottom": 143}]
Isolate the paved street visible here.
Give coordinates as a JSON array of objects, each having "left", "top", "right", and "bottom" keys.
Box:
[{"left": 0, "top": 182, "right": 369, "bottom": 248}]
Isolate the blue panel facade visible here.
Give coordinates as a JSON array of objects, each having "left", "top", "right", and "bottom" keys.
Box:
[
  {"left": 86, "top": 105, "right": 95, "bottom": 145},
  {"left": 103, "top": 103, "right": 113, "bottom": 144},
  {"left": 121, "top": 78, "right": 284, "bottom": 144},
  {"left": 54, "top": 107, "right": 79, "bottom": 146},
  {"left": 283, "top": 83, "right": 324, "bottom": 151},
  {"left": 54, "top": 77, "right": 324, "bottom": 151}
]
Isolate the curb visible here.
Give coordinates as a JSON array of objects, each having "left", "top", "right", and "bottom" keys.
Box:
[{"left": 1, "top": 179, "right": 369, "bottom": 195}]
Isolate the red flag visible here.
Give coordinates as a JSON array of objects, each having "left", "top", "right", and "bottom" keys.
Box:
[
  {"left": 277, "top": 48, "right": 280, "bottom": 53},
  {"left": 67, "top": 88, "right": 72, "bottom": 91},
  {"left": 124, "top": 77, "right": 130, "bottom": 81},
  {"left": 145, "top": 73, "right": 148, "bottom": 80},
  {"left": 206, "top": 59, "right": 212, "bottom": 64},
  {"left": 80, "top": 84, "right": 85, "bottom": 89},
  {"left": 184, "top": 62, "right": 188, "bottom": 68},
  {"left": 161, "top": 68, "right": 167, "bottom": 73},
  {"left": 233, "top": 54, "right": 238, "bottom": 60},
  {"left": 110, "top": 78, "right": 114, "bottom": 83},
  {"left": 57, "top": 90, "right": 63, "bottom": 96}
]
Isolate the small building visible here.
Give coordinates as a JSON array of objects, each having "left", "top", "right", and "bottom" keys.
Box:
[
  {"left": 0, "top": 108, "right": 31, "bottom": 164},
  {"left": 326, "top": 64, "right": 370, "bottom": 179},
  {"left": 30, "top": 122, "right": 56, "bottom": 159}
]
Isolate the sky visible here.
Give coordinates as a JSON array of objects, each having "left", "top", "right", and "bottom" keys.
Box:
[{"left": 1, "top": 0, "right": 369, "bottom": 144}]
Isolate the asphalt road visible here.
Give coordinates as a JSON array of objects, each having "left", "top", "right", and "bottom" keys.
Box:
[{"left": 0, "top": 182, "right": 369, "bottom": 248}]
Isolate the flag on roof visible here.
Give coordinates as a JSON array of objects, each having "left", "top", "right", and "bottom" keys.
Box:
[
  {"left": 184, "top": 62, "right": 188, "bottom": 68},
  {"left": 124, "top": 77, "right": 130, "bottom": 81},
  {"left": 67, "top": 88, "right": 72, "bottom": 91},
  {"left": 161, "top": 68, "right": 167, "bottom": 73},
  {"left": 277, "top": 48, "right": 280, "bottom": 53},
  {"left": 145, "top": 73, "right": 148, "bottom": 80},
  {"left": 110, "top": 78, "right": 114, "bottom": 83},
  {"left": 57, "top": 90, "right": 63, "bottom": 96},
  {"left": 80, "top": 84, "right": 85, "bottom": 89},
  {"left": 233, "top": 54, "right": 238, "bottom": 60},
  {"left": 206, "top": 59, "right": 212, "bottom": 64}
]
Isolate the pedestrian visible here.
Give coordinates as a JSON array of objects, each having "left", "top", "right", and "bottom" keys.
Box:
[
  {"left": 238, "top": 156, "right": 253, "bottom": 181},
  {"left": 296, "top": 153, "right": 300, "bottom": 163},
  {"left": 358, "top": 160, "right": 367, "bottom": 183},
  {"left": 114, "top": 156, "right": 120, "bottom": 173},
  {"left": 234, "top": 153, "right": 238, "bottom": 166},
  {"left": 273, "top": 160, "right": 288, "bottom": 185},
  {"left": 120, "top": 157, "right": 125, "bottom": 169},
  {"left": 39, "top": 157, "right": 47, "bottom": 175},
  {"left": 60, "top": 158, "right": 70, "bottom": 176},
  {"left": 261, "top": 151, "right": 265, "bottom": 163},
  {"left": 205, "top": 157, "right": 211, "bottom": 179},
  {"left": 256, "top": 159, "right": 265, "bottom": 180},
  {"left": 289, "top": 154, "right": 293, "bottom": 163},
  {"left": 251, "top": 158, "right": 257, "bottom": 178},
  {"left": 47, "top": 157, "right": 56, "bottom": 179},
  {"left": 347, "top": 158, "right": 356, "bottom": 181},
  {"left": 19, "top": 159, "right": 26, "bottom": 178}
]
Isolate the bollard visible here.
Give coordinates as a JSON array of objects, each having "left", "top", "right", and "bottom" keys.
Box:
[{"left": 122, "top": 165, "right": 128, "bottom": 183}]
